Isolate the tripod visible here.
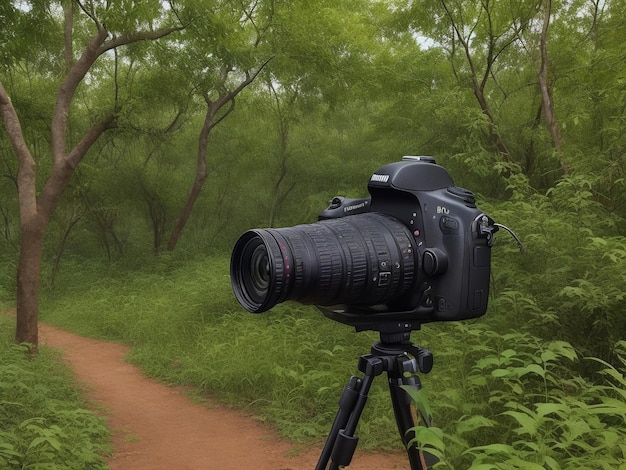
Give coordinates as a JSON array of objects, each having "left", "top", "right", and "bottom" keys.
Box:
[{"left": 315, "top": 328, "right": 438, "bottom": 470}]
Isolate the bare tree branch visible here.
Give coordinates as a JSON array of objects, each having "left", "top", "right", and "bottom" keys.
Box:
[
  {"left": 75, "top": 0, "right": 102, "bottom": 28},
  {"left": 99, "top": 26, "right": 185, "bottom": 54},
  {"left": 0, "top": 82, "right": 32, "bottom": 166},
  {"left": 0, "top": 81, "right": 38, "bottom": 219},
  {"left": 51, "top": 26, "right": 108, "bottom": 164},
  {"left": 166, "top": 57, "right": 272, "bottom": 251}
]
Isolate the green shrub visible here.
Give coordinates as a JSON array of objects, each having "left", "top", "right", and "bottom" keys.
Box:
[
  {"left": 482, "top": 172, "right": 626, "bottom": 368},
  {"left": 408, "top": 325, "right": 626, "bottom": 469},
  {"left": 0, "top": 317, "right": 110, "bottom": 469}
]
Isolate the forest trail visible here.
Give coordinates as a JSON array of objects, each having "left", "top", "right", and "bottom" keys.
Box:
[{"left": 37, "top": 322, "right": 410, "bottom": 469}]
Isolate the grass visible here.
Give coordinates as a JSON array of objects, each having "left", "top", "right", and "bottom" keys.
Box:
[
  {"left": 0, "top": 314, "right": 110, "bottom": 469},
  {"left": 40, "top": 254, "right": 419, "bottom": 450},
  {"left": 5, "top": 251, "right": 625, "bottom": 467}
]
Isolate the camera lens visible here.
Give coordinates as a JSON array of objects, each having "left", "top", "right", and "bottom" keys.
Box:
[
  {"left": 231, "top": 232, "right": 288, "bottom": 312},
  {"left": 250, "top": 245, "right": 270, "bottom": 291},
  {"left": 230, "top": 212, "right": 419, "bottom": 313}
]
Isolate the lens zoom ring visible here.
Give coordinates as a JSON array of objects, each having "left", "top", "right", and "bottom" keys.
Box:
[
  {"left": 301, "top": 225, "right": 344, "bottom": 302},
  {"left": 231, "top": 211, "right": 419, "bottom": 312}
]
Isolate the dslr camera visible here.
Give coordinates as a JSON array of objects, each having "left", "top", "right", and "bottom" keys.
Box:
[{"left": 230, "top": 156, "right": 498, "bottom": 331}]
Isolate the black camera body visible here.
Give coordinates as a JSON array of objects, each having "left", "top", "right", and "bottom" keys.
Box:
[
  {"left": 230, "top": 156, "right": 498, "bottom": 330},
  {"left": 318, "top": 156, "right": 497, "bottom": 325}
]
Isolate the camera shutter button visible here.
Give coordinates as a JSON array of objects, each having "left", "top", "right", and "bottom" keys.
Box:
[{"left": 423, "top": 248, "right": 448, "bottom": 276}]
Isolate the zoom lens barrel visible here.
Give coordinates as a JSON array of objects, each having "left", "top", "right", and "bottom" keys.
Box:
[{"left": 230, "top": 212, "right": 419, "bottom": 313}]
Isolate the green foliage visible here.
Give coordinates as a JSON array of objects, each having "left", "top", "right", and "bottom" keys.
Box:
[
  {"left": 0, "top": 316, "right": 110, "bottom": 469},
  {"left": 39, "top": 250, "right": 626, "bottom": 467},
  {"left": 41, "top": 255, "right": 404, "bottom": 449},
  {"left": 407, "top": 325, "right": 626, "bottom": 469},
  {"left": 0, "top": 1, "right": 63, "bottom": 71},
  {"left": 0, "top": 252, "right": 16, "bottom": 305},
  {"left": 2, "top": 0, "right": 624, "bottom": 257},
  {"left": 479, "top": 170, "right": 626, "bottom": 366}
]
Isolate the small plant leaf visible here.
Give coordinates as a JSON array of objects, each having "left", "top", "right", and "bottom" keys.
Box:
[{"left": 502, "top": 410, "right": 538, "bottom": 436}]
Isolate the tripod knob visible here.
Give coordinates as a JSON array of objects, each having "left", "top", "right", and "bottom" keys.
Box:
[
  {"left": 413, "top": 347, "right": 433, "bottom": 374},
  {"left": 380, "top": 331, "right": 411, "bottom": 343}
]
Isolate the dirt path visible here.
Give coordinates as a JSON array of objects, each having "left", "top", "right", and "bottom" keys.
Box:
[{"left": 38, "top": 322, "right": 409, "bottom": 469}]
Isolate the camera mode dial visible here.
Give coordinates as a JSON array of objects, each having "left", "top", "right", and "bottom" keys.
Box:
[{"left": 447, "top": 185, "right": 476, "bottom": 206}]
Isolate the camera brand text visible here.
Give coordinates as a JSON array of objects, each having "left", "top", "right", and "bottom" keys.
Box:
[
  {"left": 344, "top": 201, "right": 369, "bottom": 213},
  {"left": 370, "top": 174, "right": 390, "bottom": 183}
]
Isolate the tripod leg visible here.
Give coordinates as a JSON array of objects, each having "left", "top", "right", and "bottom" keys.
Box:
[
  {"left": 315, "top": 376, "right": 361, "bottom": 470},
  {"left": 316, "top": 355, "right": 383, "bottom": 470},
  {"left": 387, "top": 355, "right": 437, "bottom": 470}
]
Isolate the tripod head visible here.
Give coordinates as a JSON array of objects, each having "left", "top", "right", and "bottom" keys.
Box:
[
  {"left": 318, "top": 305, "right": 422, "bottom": 338},
  {"left": 317, "top": 305, "right": 433, "bottom": 374}
]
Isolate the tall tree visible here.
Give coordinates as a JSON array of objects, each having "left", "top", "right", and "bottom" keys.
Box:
[
  {"left": 0, "top": 1, "right": 183, "bottom": 346},
  {"left": 145, "top": 0, "right": 276, "bottom": 251},
  {"left": 265, "top": 78, "right": 297, "bottom": 228},
  {"left": 438, "top": 0, "right": 536, "bottom": 162},
  {"left": 166, "top": 60, "right": 270, "bottom": 251},
  {"left": 163, "top": 0, "right": 381, "bottom": 249},
  {"left": 398, "top": 0, "right": 546, "bottom": 165},
  {"left": 538, "top": 0, "right": 561, "bottom": 155}
]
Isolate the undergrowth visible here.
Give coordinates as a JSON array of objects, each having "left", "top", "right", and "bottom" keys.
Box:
[
  {"left": 38, "top": 253, "right": 626, "bottom": 467},
  {"left": 0, "top": 316, "right": 110, "bottom": 469},
  {"left": 412, "top": 325, "right": 626, "bottom": 468},
  {"left": 41, "top": 255, "right": 406, "bottom": 449}
]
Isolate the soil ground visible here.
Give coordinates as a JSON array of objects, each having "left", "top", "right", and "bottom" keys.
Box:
[{"left": 35, "top": 321, "right": 410, "bottom": 469}]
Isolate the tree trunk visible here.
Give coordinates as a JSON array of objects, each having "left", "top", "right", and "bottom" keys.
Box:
[
  {"left": 15, "top": 216, "right": 45, "bottom": 346},
  {"left": 268, "top": 107, "right": 290, "bottom": 228},
  {"left": 166, "top": 61, "right": 271, "bottom": 251},
  {"left": 472, "top": 84, "right": 513, "bottom": 161},
  {"left": 539, "top": 0, "right": 559, "bottom": 149},
  {"left": 1, "top": 81, "right": 41, "bottom": 346},
  {"left": 538, "top": 0, "right": 567, "bottom": 174},
  {"left": 166, "top": 111, "right": 211, "bottom": 251}
]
